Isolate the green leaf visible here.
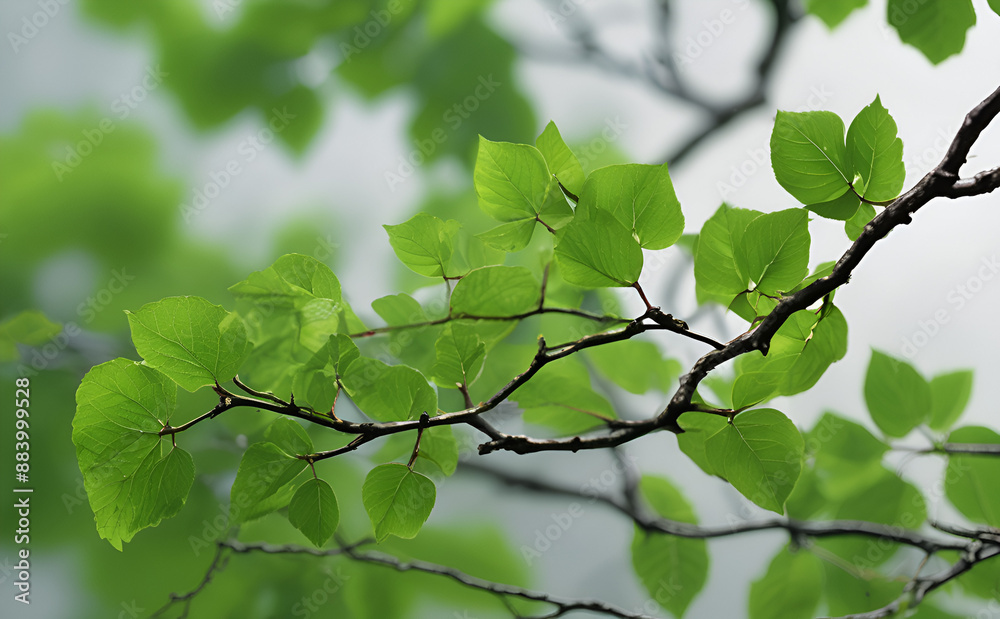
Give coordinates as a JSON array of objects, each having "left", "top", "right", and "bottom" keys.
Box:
[
  {"left": 807, "top": 412, "right": 889, "bottom": 501},
  {"left": 229, "top": 442, "right": 308, "bottom": 524},
  {"left": 845, "top": 202, "right": 876, "bottom": 241},
  {"left": 694, "top": 203, "right": 762, "bottom": 299},
  {"left": 265, "top": 417, "right": 314, "bottom": 455},
  {"left": 807, "top": 190, "right": 861, "bottom": 221},
  {"left": 476, "top": 218, "right": 537, "bottom": 252},
  {"left": 847, "top": 95, "right": 905, "bottom": 202},
  {"left": 474, "top": 136, "right": 554, "bottom": 222},
  {"left": 576, "top": 163, "right": 684, "bottom": 250},
  {"left": 292, "top": 334, "right": 359, "bottom": 413},
  {"left": 72, "top": 359, "right": 187, "bottom": 549},
  {"left": 740, "top": 209, "right": 811, "bottom": 295},
  {"left": 516, "top": 360, "right": 617, "bottom": 434},
  {"left": 705, "top": 409, "right": 804, "bottom": 513},
  {"left": 945, "top": 426, "right": 1000, "bottom": 526},
  {"left": 585, "top": 339, "right": 681, "bottom": 394},
  {"left": 288, "top": 478, "right": 340, "bottom": 547},
  {"left": 992, "top": 0, "right": 1000, "bottom": 16},
  {"left": 432, "top": 322, "right": 486, "bottom": 388},
  {"left": 805, "top": 0, "right": 867, "bottom": 28},
  {"left": 864, "top": 349, "right": 931, "bottom": 437},
  {"left": 749, "top": 547, "right": 823, "bottom": 619},
  {"left": 771, "top": 110, "right": 851, "bottom": 204},
  {"left": 631, "top": 476, "right": 708, "bottom": 618},
  {"left": 126, "top": 296, "right": 252, "bottom": 392},
  {"left": 415, "top": 426, "right": 459, "bottom": 476},
  {"left": 555, "top": 210, "right": 643, "bottom": 288},
  {"left": 362, "top": 463, "right": 436, "bottom": 542},
  {"left": 341, "top": 357, "right": 437, "bottom": 422},
  {"left": 536, "top": 121, "right": 585, "bottom": 197},
  {"left": 677, "top": 413, "right": 728, "bottom": 477},
  {"left": 372, "top": 293, "right": 426, "bottom": 326},
  {"left": 0, "top": 310, "right": 62, "bottom": 360},
  {"left": 384, "top": 213, "right": 461, "bottom": 277},
  {"left": 450, "top": 266, "right": 540, "bottom": 317},
  {"left": 229, "top": 253, "right": 342, "bottom": 306},
  {"left": 928, "top": 370, "right": 974, "bottom": 431},
  {"left": 887, "top": 0, "right": 976, "bottom": 64}
]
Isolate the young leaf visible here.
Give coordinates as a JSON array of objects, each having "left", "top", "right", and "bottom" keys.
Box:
[
  {"left": 847, "top": 95, "right": 905, "bottom": 202},
  {"left": 474, "top": 136, "right": 555, "bottom": 222},
  {"left": 555, "top": 210, "right": 643, "bottom": 288},
  {"left": 363, "top": 463, "right": 436, "bottom": 542},
  {"left": 805, "top": 0, "right": 867, "bottom": 29},
  {"left": 384, "top": 213, "right": 460, "bottom": 277},
  {"left": 576, "top": 163, "right": 684, "bottom": 250},
  {"left": 887, "top": 0, "right": 976, "bottom": 65},
  {"left": 676, "top": 414, "right": 728, "bottom": 477},
  {"left": 705, "top": 409, "right": 804, "bottom": 513},
  {"left": 749, "top": 546, "right": 823, "bottom": 619},
  {"left": 292, "top": 334, "right": 359, "bottom": 413},
  {"left": 740, "top": 209, "right": 811, "bottom": 295},
  {"left": 288, "top": 478, "right": 340, "bottom": 547},
  {"left": 807, "top": 191, "right": 861, "bottom": 221},
  {"left": 127, "top": 296, "right": 252, "bottom": 392},
  {"left": 450, "top": 266, "right": 540, "bottom": 317},
  {"left": 945, "top": 426, "right": 1000, "bottom": 527},
  {"left": 928, "top": 370, "right": 974, "bottom": 431},
  {"left": 845, "top": 202, "right": 876, "bottom": 241},
  {"left": 341, "top": 357, "right": 437, "bottom": 422},
  {"left": 432, "top": 322, "right": 486, "bottom": 389},
  {"left": 229, "top": 442, "right": 308, "bottom": 523},
  {"left": 477, "top": 219, "right": 537, "bottom": 252},
  {"left": 73, "top": 359, "right": 186, "bottom": 550},
  {"left": 694, "top": 204, "right": 762, "bottom": 299},
  {"left": 631, "top": 476, "right": 709, "bottom": 618},
  {"left": 770, "top": 110, "right": 851, "bottom": 204},
  {"left": 864, "top": 349, "right": 931, "bottom": 437},
  {"left": 229, "top": 253, "right": 342, "bottom": 306},
  {"left": 536, "top": 121, "right": 585, "bottom": 197}
]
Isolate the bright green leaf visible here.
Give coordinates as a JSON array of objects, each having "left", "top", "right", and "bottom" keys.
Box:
[
  {"left": 847, "top": 95, "right": 905, "bottom": 202},
  {"left": 864, "top": 349, "right": 931, "bottom": 437},
  {"left": 229, "top": 253, "right": 342, "bottom": 306},
  {"left": 705, "top": 409, "right": 804, "bottom": 513},
  {"left": 807, "top": 191, "right": 861, "bottom": 221},
  {"left": 749, "top": 546, "right": 823, "bottom": 619},
  {"left": 694, "top": 204, "right": 761, "bottom": 300},
  {"left": 126, "top": 296, "right": 251, "bottom": 392},
  {"left": 292, "top": 334, "right": 359, "bottom": 413},
  {"left": 536, "top": 121, "right": 585, "bottom": 197},
  {"left": 577, "top": 163, "right": 684, "bottom": 250},
  {"left": 362, "top": 463, "right": 436, "bottom": 542},
  {"left": 945, "top": 426, "right": 1000, "bottom": 527},
  {"left": 928, "top": 370, "right": 974, "bottom": 431},
  {"left": 450, "top": 266, "right": 540, "bottom": 317},
  {"left": 341, "top": 357, "right": 437, "bottom": 422},
  {"left": 384, "top": 213, "right": 461, "bottom": 277},
  {"left": 476, "top": 218, "right": 537, "bottom": 252},
  {"left": 677, "top": 413, "right": 728, "bottom": 477},
  {"left": 474, "top": 136, "right": 554, "bottom": 222},
  {"left": 516, "top": 360, "right": 617, "bottom": 434},
  {"left": 432, "top": 322, "right": 486, "bottom": 388},
  {"left": 887, "top": 0, "right": 976, "bottom": 64},
  {"left": 288, "top": 478, "right": 340, "bottom": 547},
  {"left": 72, "top": 359, "right": 183, "bottom": 549},
  {"left": 805, "top": 0, "right": 867, "bottom": 28},
  {"left": 555, "top": 210, "right": 643, "bottom": 288},
  {"left": 372, "top": 293, "right": 426, "bottom": 326},
  {"left": 229, "top": 442, "right": 308, "bottom": 523},
  {"left": 771, "top": 110, "right": 851, "bottom": 204},
  {"left": 845, "top": 202, "right": 876, "bottom": 241},
  {"left": 740, "top": 209, "right": 811, "bottom": 295},
  {"left": 265, "top": 417, "right": 314, "bottom": 456}
]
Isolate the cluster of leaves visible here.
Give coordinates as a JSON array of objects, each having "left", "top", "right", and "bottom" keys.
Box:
[
  {"left": 72, "top": 91, "right": 1000, "bottom": 617},
  {"left": 805, "top": 0, "right": 999, "bottom": 65}
]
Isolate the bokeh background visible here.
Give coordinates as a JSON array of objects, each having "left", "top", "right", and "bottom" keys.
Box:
[{"left": 2, "top": 0, "right": 1000, "bottom": 617}]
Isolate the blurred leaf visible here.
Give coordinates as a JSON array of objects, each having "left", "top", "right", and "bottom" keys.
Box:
[
  {"left": 749, "top": 546, "right": 823, "bottom": 619},
  {"left": 928, "top": 370, "right": 974, "bottom": 431},
  {"left": 945, "top": 426, "right": 1000, "bottom": 527},
  {"left": 0, "top": 311, "right": 62, "bottom": 361},
  {"left": 805, "top": 0, "right": 867, "bottom": 28},
  {"left": 864, "top": 349, "right": 930, "bottom": 437},
  {"left": 887, "top": 0, "right": 976, "bottom": 64}
]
